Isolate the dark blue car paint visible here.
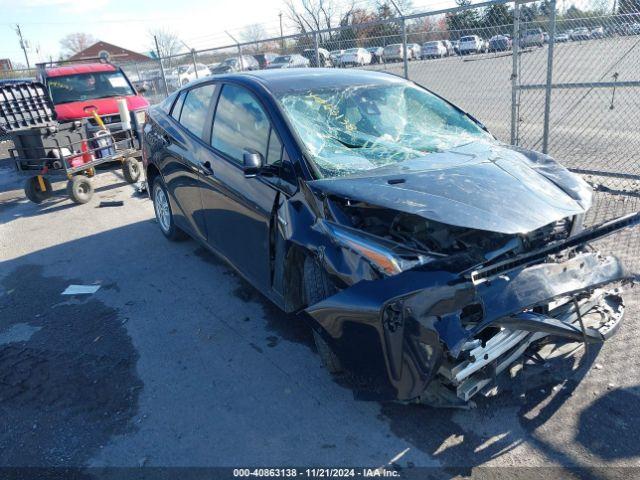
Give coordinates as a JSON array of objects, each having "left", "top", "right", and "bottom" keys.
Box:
[{"left": 143, "top": 69, "right": 636, "bottom": 404}]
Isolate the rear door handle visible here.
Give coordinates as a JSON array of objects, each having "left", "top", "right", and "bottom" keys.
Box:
[{"left": 201, "top": 160, "right": 214, "bottom": 176}]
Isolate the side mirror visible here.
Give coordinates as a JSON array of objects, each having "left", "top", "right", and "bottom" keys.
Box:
[
  {"left": 137, "top": 85, "right": 147, "bottom": 94},
  {"left": 243, "top": 151, "right": 263, "bottom": 177}
]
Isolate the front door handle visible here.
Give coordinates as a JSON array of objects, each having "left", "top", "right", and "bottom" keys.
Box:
[{"left": 201, "top": 160, "right": 214, "bottom": 176}]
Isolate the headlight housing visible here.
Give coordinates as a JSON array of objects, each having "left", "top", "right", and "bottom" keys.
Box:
[
  {"left": 324, "top": 222, "right": 432, "bottom": 276},
  {"left": 135, "top": 110, "right": 146, "bottom": 126}
]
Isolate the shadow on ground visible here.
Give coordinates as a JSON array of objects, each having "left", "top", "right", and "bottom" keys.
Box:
[{"left": 1, "top": 218, "right": 639, "bottom": 476}]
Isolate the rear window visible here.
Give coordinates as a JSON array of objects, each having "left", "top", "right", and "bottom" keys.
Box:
[
  {"left": 460, "top": 36, "right": 475, "bottom": 42},
  {"left": 178, "top": 84, "right": 216, "bottom": 138},
  {"left": 170, "top": 91, "right": 186, "bottom": 119}
]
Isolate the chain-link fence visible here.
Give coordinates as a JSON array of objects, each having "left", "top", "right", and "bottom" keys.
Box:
[{"left": 1, "top": 0, "right": 638, "bottom": 267}]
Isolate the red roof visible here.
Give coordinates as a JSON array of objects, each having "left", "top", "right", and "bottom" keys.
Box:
[{"left": 45, "top": 63, "right": 117, "bottom": 78}]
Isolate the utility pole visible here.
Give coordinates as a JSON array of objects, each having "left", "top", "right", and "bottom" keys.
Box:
[
  {"left": 279, "top": 12, "right": 284, "bottom": 52},
  {"left": 388, "top": 0, "right": 408, "bottom": 79},
  {"left": 154, "top": 34, "right": 170, "bottom": 97},
  {"left": 15, "top": 24, "right": 31, "bottom": 70}
]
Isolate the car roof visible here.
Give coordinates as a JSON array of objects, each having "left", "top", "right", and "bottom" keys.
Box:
[
  {"left": 45, "top": 62, "right": 117, "bottom": 78},
  {"left": 190, "top": 68, "right": 407, "bottom": 95}
]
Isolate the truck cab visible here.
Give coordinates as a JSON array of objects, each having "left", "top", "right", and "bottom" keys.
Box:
[{"left": 37, "top": 61, "right": 149, "bottom": 147}]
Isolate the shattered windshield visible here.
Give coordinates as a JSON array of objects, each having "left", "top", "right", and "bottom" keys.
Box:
[{"left": 277, "top": 83, "right": 493, "bottom": 178}]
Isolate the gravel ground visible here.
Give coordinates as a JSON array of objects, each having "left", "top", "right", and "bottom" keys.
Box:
[{"left": 0, "top": 145, "right": 639, "bottom": 478}]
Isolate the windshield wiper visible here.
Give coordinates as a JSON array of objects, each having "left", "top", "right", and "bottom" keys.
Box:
[{"left": 333, "top": 136, "right": 365, "bottom": 149}]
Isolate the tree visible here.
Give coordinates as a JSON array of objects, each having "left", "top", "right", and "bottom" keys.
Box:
[
  {"left": 60, "top": 33, "right": 96, "bottom": 57},
  {"left": 446, "top": 0, "right": 481, "bottom": 38},
  {"left": 241, "top": 24, "right": 268, "bottom": 53},
  {"left": 283, "top": 0, "right": 355, "bottom": 45},
  {"left": 482, "top": 3, "right": 513, "bottom": 33},
  {"left": 149, "top": 28, "right": 182, "bottom": 68}
]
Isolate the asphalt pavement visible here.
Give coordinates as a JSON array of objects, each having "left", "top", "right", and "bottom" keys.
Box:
[{"left": 1, "top": 152, "right": 639, "bottom": 478}]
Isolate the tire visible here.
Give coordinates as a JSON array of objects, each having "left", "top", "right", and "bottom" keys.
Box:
[
  {"left": 304, "top": 256, "right": 343, "bottom": 374},
  {"left": 152, "top": 178, "right": 187, "bottom": 241},
  {"left": 24, "top": 176, "right": 53, "bottom": 204},
  {"left": 66, "top": 176, "right": 93, "bottom": 204},
  {"left": 122, "top": 157, "right": 141, "bottom": 183}
]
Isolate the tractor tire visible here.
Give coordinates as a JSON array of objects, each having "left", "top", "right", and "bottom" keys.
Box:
[
  {"left": 122, "top": 157, "right": 141, "bottom": 184},
  {"left": 24, "top": 176, "right": 53, "bottom": 204},
  {"left": 67, "top": 176, "right": 93, "bottom": 204},
  {"left": 304, "top": 256, "right": 343, "bottom": 374}
]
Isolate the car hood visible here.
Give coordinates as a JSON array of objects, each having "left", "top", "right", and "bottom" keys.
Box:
[
  {"left": 55, "top": 95, "right": 149, "bottom": 121},
  {"left": 308, "top": 142, "right": 592, "bottom": 235}
]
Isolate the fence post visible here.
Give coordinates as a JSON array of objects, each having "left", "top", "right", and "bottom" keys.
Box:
[
  {"left": 313, "top": 31, "right": 321, "bottom": 67},
  {"left": 191, "top": 49, "right": 199, "bottom": 79},
  {"left": 510, "top": 1, "right": 521, "bottom": 145},
  {"left": 401, "top": 18, "right": 409, "bottom": 79},
  {"left": 154, "top": 35, "right": 170, "bottom": 97},
  {"left": 542, "top": 0, "right": 557, "bottom": 154}
]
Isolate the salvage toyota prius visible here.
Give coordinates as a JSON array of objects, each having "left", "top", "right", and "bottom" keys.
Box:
[{"left": 142, "top": 69, "right": 638, "bottom": 407}]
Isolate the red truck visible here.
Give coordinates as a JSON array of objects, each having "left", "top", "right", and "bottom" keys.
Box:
[{"left": 37, "top": 61, "right": 149, "bottom": 148}]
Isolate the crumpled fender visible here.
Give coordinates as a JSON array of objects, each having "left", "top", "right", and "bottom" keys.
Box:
[{"left": 305, "top": 251, "right": 630, "bottom": 401}]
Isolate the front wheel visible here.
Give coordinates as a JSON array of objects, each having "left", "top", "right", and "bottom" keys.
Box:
[
  {"left": 67, "top": 175, "right": 93, "bottom": 204},
  {"left": 152, "top": 178, "right": 187, "bottom": 241},
  {"left": 24, "top": 176, "right": 53, "bottom": 204},
  {"left": 304, "top": 256, "right": 343, "bottom": 374},
  {"left": 122, "top": 157, "right": 141, "bottom": 183}
]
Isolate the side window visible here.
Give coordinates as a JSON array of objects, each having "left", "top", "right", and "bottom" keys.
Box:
[
  {"left": 170, "top": 91, "right": 186, "bottom": 120},
  {"left": 211, "top": 84, "right": 270, "bottom": 164},
  {"left": 266, "top": 128, "right": 282, "bottom": 165},
  {"left": 179, "top": 84, "right": 216, "bottom": 138}
]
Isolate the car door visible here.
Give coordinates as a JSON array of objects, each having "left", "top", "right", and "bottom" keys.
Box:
[
  {"left": 161, "top": 83, "right": 217, "bottom": 240},
  {"left": 198, "top": 83, "right": 282, "bottom": 291}
]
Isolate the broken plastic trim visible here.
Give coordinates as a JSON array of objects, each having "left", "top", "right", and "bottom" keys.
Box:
[{"left": 469, "top": 211, "right": 640, "bottom": 284}]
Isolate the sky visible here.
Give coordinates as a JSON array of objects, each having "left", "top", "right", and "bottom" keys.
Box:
[{"left": 1, "top": 0, "right": 608, "bottom": 68}]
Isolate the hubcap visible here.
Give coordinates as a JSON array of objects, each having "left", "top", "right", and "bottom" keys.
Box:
[{"left": 154, "top": 186, "right": 170, "bottom": 233}]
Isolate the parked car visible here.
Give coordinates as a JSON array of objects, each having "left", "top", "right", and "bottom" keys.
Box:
[
  {"left": 210, "top": 56, "right": 259, "bottom": 74},
  {"left": 382, "top": 43, "right": 405, "bottom": 62},
  {"left": 253, "top": 53, "right": 279, "bottom": 69},
  {"left": 407, "top": 43, "right": 421, "bottom": 60},
  {"left": 366, "top": 46, "right": 385, "bottom": 64},
  {"left": 571, "top": 27, "right": 592, "bottom": 41},
  {"left": 329, "top": 49, "right": 345, "bottom": 65},
  {"left": 339, "top": 48, "right": 372, "bottom": 66},
  {"left": 421, "top": 41, "right": 448, "bottom": 59},
  {"left": 143, "top": 68, "right": 632, "bottom": 408},
  {"left": 554, "top": 32, "right": 570, "bottom": 42},
  {"left": 441, "top": 40, "right": 456, "bottom": 56},
  {"left": 40, "top": 61, "right": 148, "bottom": 145},
  {"left": 591, "top": 26, "right": 605, "bottom": 39},
  {"left": 488, "top": 34, "right": 512, "bottom": 51},
  {"left": 301, "top": 48, "right": 332, "bottom": 67},
  {"left": 166, "top": 63, "right": 210, "bottom": 87},
  {"left": 452, "top": 40, "right": 461, "bottom": 55},
  {"left": 459, "top": 35, "right": 486, "bottom": 55},
  {"left": 266, "top": 54, "right": 309, "bottom": 69},
  {"left": 522, "top": 28, "right": 545, "bottom": 47},
  {"left": 137, "top": 69, "right": 164, "bottom": 95}
]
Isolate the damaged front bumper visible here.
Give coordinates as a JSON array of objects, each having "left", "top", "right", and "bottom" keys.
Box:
[{"left": 305, "top": 212, "right": 638, "bottom": 404}]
